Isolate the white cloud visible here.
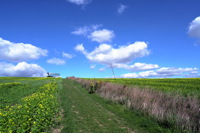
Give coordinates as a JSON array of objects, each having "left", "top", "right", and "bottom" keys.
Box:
[
  {"left": 112, "top": 62, "right": 159, "bottom": 71},
  {"left": 188, "top": 16, "right": 200, "bottom": 39},
  {"left": 156, "top": 67, "right": 197, "bottom": 77},
  {"left": 185, "top": 71, "right": 200, "bottom": 78},
  {"left": 71, "top": 25, "right": 101, "bottom": 36},
  {"left": 62, "top": 52, "right": 74, "bottom": 58},
  {"left": 0, "top": 62, "right": 46, "bottom": 77},
  {"left": 75, "top": 42, "right": 150, "bottom": 64},
  {"left": 89, "top": 29, "right": 115, "bottom": 43},
  {"left": 47, "top": 58, "right": 66, "bottom": 65},
  {"left": 71, "top": 26, "right": 90, "bottom": 36},
  {"left": 118, "top": 4, "right": 127, "bottom": 14},
  {"left": 74, "top": 44, "right": 87, "bottom": 54},
  {"left": 71, "top": 25, "right": 114, "bottom": 43},
  {"left": 90, "top": 64, "right": 96, "bottom": 69},
  {"left": 121, "top": 67, "right": 199, "bottom": 78},
  {"left": 120, "top": 73, "right": 140, "bottom": 78},
  {"left": 66, "top": 0, "right": 91, "bottom": 6},
  {"left": 0, "top": 37, "right": 48, "bottom": 62}
]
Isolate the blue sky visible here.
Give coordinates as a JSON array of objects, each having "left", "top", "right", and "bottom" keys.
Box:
[{"left": 0, "top": 0, "right": 200, "bottom": 78}]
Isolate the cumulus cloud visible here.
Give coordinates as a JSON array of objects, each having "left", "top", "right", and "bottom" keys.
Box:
[
  {"left": 47, "top": 58, "right": 66, "bottom": 65},
  {"left": 72, "top": 25, "right": 114, "bottom": 43},
  {"left": 62, "top": 52, "right": 74, "bottom": 58},
  {"left": 118, "top": 4, "right": 127, "bottom": 14},
  {"left": 0, "top": 62, "right": 46, "bottom": 77},
  {"left": 121, "top": 67, "right": 199, "bottom": 78},
  {"left": 66, "top": 0, "right": 91, "bottom": 6},
  {"left": 188, "top": 16, "right": 200, "bottom": 39},
  {"left": 75, "top": 42, "right": 150, "bottom": 64},
  {"left": 74, "top": 44, "right": 87, "bottom": 54},
  {"left": 89, "top": 29, "right": 115, "bottom": 43},
  {"left": 0, "top": 37, "right": 48, "bottom": 62},
  {"left": 112, "top": 62, "right": 159, "bottom": 71}
]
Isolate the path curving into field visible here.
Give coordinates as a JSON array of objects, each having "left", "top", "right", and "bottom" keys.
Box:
[{"left": 61, "top": 79, "right": 135, "bottom": 133}]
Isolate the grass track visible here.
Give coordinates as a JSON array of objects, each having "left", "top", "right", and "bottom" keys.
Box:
[
  {"left": 61, "top": 79, "right": 135, "bottom": 133},
  {"left": 61, "top": 79, "right": 177, "bottom": 133}
]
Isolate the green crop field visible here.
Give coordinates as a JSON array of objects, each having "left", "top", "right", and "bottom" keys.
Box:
[
  {"left": 88, "top": 78, "right": 200, "bottom": 98},
  {"left": 0, "top": 77, "right": 61, "bottom": 133}
]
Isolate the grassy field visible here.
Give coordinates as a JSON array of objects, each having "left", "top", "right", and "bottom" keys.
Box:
[
  {"left": 0, "top": 77, "right": 61, "bottom": 132},
  {"left": 88, "top": 78, "right": 200, "bottom": 98}
]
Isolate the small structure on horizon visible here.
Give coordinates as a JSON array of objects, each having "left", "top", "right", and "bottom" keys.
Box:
[{"left": 47, "top": 72, "right": 60, "bottom": 77}]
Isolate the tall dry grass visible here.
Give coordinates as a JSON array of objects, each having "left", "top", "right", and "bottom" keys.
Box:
[{"left": 67, "top": 77, "right": 200, "bottom": 132}]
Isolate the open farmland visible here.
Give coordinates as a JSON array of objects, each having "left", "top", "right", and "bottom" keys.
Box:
[
  {"left": 1, "top": 77, "right": 199, "bottom": 132},
  {"left": 89, "top": 78, "right": 200, "bottom": 98},
  {"left": 0, "top": 77, "right": 61, "bottom": 132}
]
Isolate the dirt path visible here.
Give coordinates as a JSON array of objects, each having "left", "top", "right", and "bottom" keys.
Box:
[{"left": 61, "top": 79, "right": 135, "bottom": 133}]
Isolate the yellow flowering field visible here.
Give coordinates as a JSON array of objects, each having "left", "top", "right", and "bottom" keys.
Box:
[{"left": 0, "top": 78, "right": 60, "bottom": 133}]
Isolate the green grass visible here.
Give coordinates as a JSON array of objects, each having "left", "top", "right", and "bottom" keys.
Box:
[
  {"left": 88, "top": 78, "right": 200, "bottom": 98},
  {"left": 61, "top": 79, "right": 179, "bottom": 133}
]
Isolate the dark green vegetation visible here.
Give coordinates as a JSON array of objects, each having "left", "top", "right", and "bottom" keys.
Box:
[
  {"left": 0, "top": 77, "right": 61, "bottom": 132},
  {"left": 90, "top": 78, "right": 200, "bottom": 98},
  {"left": 61, "top": 79, "right": 178, "bottom": 133}
]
